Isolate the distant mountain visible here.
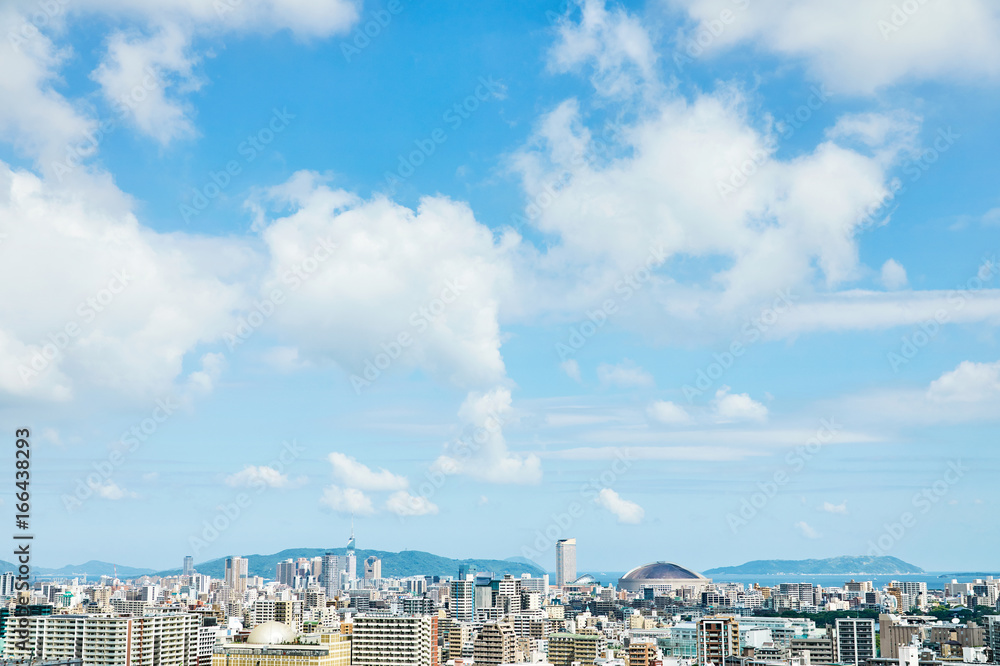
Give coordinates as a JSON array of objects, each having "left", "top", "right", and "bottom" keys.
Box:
[
  {"left": 705, "top": 556, "right": 923, "bottom": 575},
  {"left": 156, "top": 548, "right": 547, "bottom": 580},
  {"left": 36, "top": 561, "right": 156, "bottom": 578}
]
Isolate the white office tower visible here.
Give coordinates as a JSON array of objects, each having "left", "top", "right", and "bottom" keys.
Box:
[
  {"left": 276, "top": 559, "right": 295, "bottom": 587},
  {"left": 0, "top": 572, "right": 15, "bottom": 597},
  {"left": 555, "top": 538, "right": 577, "bottom": 587},
  {"left": 836, "top": 618, "right": 876, "bottom": 665},
  {"left": 451, "top": 579, "right": 474, "bottom": 622},
  {"left": 321, "top": 553, "right": 340, "bottom": 596},
  {"left": 183, "top": 555, "right": 195, "bottom": 576},
  {"left": 224, "top": 556, "right": 248, "bottom": 594}
]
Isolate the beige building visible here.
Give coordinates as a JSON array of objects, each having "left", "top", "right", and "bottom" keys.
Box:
[
  {"left": 547, "top": 632, "right": 603, "bottom": 666},
  {"left": 350, "top": 614, "right": 439, "bottom": 666},
  {"left": 212, "top": 622, "right": 350, "bottom": 666},
  {"left": 473, "top": 623, "right": 516, "bottom": 666}
]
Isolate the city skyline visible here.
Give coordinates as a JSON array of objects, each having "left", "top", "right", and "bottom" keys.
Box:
[{"left": 2, "top": 0, "right": 1000, "bottom": 573}]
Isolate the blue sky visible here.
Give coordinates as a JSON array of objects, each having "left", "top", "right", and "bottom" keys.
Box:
[{"left": 2, "top": 0, "right": 1000, "bottom": 574}]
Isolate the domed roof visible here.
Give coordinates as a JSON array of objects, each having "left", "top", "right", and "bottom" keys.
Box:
[
  {"left": 572, "top": 574, "right": 598, "bottom": 584},
  {"left": 247, "top": 621, "right": 297, "bottom": 645},
  {"left": 620, "top": 562, "right": 706, "bottom": 581}
]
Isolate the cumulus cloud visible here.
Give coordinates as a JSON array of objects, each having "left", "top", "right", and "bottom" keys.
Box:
[
  {"left": 385, "top": 491, "right": 439, "bottom": 517},
  {"left": 90, "top": 479, "right": 137, "bottom": 500},
  {"left": 432, "top": 387, "right": 543, "bottom": 484},
  {"left": 795, "top": 520, "right": 821, "bottom": 539},
  {"left": 225, "top": 465, "right": 294, "bottom": 489},
  {"left": 820, "top": 501, "right": 848, "bottom": 514},
  {"left": 646, "top": 399, "right": 693, "bottom": 425},
  {"left": 320, "top": 485, "right": 374, "bottom": 516},
  {"left": 548, "top": 0, "right": 657, "bottom": 97},
  {"left": 594, "top": 488, "right": 644, "bottom": 523},
  {"left": 668, "top": 0, "right": 1000, "bottom": 94},
  {"left": 597, "top": 359, "right": 654, "bottom": 388},
  {"left": 880, "top": 259, "right": 908, "bottom": 290},
  {"left": 927, "top": 360, "right": 1000, "bottom": 403},
  {"left": 561, "top": 359, "right": 583, "bottom": 382},
  {"left": 327, "top": 452, "right": 409, "bottom": 491},
  {"left": 712, "top": 386, "right": 768, "bottom": 423},
  {"left": 255, "top": 171, "right": 515, "bottom": 389},
  {"left": 91, "top": 23, "right": 202, "bottom": 145}
]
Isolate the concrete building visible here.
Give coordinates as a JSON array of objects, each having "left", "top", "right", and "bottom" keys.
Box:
[
  {"left": 547, "top": 632, "right": 603, "bottom": 666},
  {"left": 698, "top": 616, "right": 739, "bottom": 666},
  {"left": 363, "top": 556, "right": 381, "bottom": 580},
  {"left": 321, "top": 553, "right": 340, "bottom": 597},
  {"left": 212, "top": 622, "right": 350, "bottom": 666},
  {"left": 5, "top": 613, "right": 201, "bottom": 666},
  {"left": 473, "top": 622, "right": 516, "bottom": 666},
  {"left": 627, "top": 639, "right": 658, "bottom": 666},
  {"left": 350, "top": 614, "right": 439, "bottom": 666},
  {"left": 555, "top": 539, "right": 577, "bottom": 588},
  {"left": 183, "top": 556, "right": 195, "bottom": 577},
  {"left": 835, "top": 618, "right": 876, "bottom": 665}
]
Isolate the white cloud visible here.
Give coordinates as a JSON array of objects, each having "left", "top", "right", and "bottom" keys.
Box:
[
  {"left": 90, "top": 479, "right": 137, "bottom": 500},
  {"left": 795, "top": 520, "right": 821, "bottom": 539},
  {"left": 561, "top": 359, "right": 582, "bottom": 382},
  {"left": 712, "top": 386, "right": 767, "bottom": 423},
  {"left": 225, "top": 465, "right": 293, "bottom": 489},
  {"left": 256, "top": 171, "right": 515, "bottom": 390},
  {"left": 820, "top": 501, "right": 848, "bottom": 514},
  {"left": 432, "top": 387, "right": 543, "bottom": 484},
  {"left": 319, "top": 485, "right": 374, "bottom": 516},
  {"left": 669, "top": 0, "right": 1000, "bottom": 94},
  {"left": 927, "top": 360, "right": 1000, "bottom": 403},
  {"left": 548, "top": 0, "right": 657, "bottom": 98},
  {"left": 327, "top": 452, "right": 408, "bottom": 491},
  {"left": 187, "top": 352, "right": 225, "bottom": 394},
  {"left": 880, "top": 259, "right": 908, "bottom": 290},
  {"left": 91, "top": 23, "right": 202, "bottom": 145},
  {"left": 385, "top": 491, "right": 439, "bottom": 517},
  {"left": 597, "top": 359, "right": 654, "bottom": 388},
  {"left": 595, "top": 488, "right": 644, "bottom": 523},
  {"left": 646, "top": 400, "right": 693, "bottom": 426}
]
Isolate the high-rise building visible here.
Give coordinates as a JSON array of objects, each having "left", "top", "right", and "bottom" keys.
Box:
[
  {"left": 277, "top": 559, "right": 296, "bottom": 587},
  {"left": 0, "top": 572, "right": 15, "bottom": 597},
  {"left": 351, "top": 615, "right": 439, "bottom": 666},
  {"left": 224, "top": 556, "right": 248, "bottom": 594},
  {"left": 473, "top": 622, "right": 516, "bottom": 666},
  {"left": 321, "top": 553, "right": 340, "bottom": 597},
  {"left": 555, "top": 539, "right": 576, "bottom": 587},
  {"left": 363, "top": 556, "right": 381, "bottom": 580},
  {"left": 835, "top": 618, "right": 876, "bottom": 665},
  {"left": 628, "top": 639, "right": 658, "bottom": 666},
  {"left": 450, "top": 579, "right": 474, "bottom": 623},
  {"left": 183, "top": 556, "right": 195, "bottom": 576},
  {"left": 697, "top": 616, "right": 739, "bottom": 665}
]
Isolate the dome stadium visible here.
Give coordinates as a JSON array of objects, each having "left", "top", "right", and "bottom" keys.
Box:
[
  {"left": 246, "top": 621, "right": 297, "bottom": 645},
  {"left": 617, "top": 561, "right": 712, "bottom": 592}
]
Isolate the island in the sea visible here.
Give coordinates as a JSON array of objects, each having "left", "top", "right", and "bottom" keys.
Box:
[{"left": 704, "top": 555, "right": 924, "bottom": 575}]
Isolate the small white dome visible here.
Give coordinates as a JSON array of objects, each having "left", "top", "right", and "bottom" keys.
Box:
[{"left": 247, "top": 621, "right": 297, "bottom": 645}]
